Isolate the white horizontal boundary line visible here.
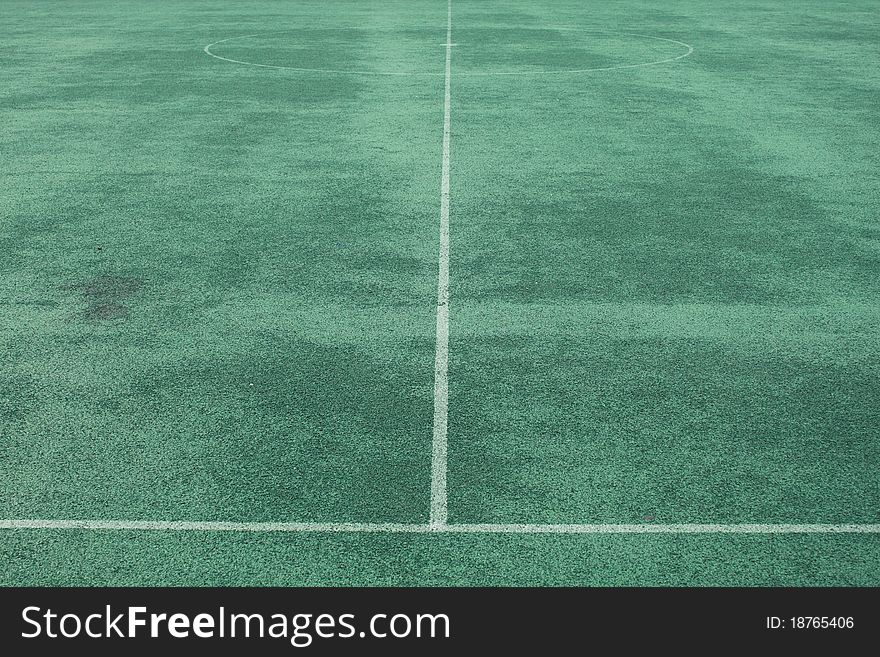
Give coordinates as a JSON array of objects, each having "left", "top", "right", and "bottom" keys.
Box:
[{"left": 1, "top": 520, "right": 878, "bottom": 534}]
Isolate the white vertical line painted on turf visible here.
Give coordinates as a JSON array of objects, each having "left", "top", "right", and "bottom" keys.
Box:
[{"left": 430, "top": 0, "right": 453, "bottom": 529}]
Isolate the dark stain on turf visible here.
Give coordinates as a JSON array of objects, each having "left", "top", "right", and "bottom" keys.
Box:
[
  {"left": 86, "top": 302, "right": 130, "bottom": 321},
  {"left": 81, "top": 275, "right": 142, "bottom": 299},
  {"left": 63, "top": 275, "right": 143, "bottom": 321}
]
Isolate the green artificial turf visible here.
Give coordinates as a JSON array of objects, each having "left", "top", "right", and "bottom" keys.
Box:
[{"left": 1, "top": 0, "right": 878, "bottom": 585}]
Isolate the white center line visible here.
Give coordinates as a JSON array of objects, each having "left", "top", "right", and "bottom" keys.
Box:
[{"left": 430, "top": 0, "right": 453, "bottom": 529}]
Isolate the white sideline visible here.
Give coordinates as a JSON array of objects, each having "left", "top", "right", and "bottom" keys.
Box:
[
  {"left": 430, "top": 0, "right": 453, "bottom": 528},
  {"left": 2, "top": 520, "right": 879, "bottom": 534}
]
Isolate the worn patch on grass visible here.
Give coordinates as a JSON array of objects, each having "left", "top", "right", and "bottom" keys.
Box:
[
  {"left": 85, "top": 301, "right": 130, "bottom": 320},
  {"left": 80, "top": 275, "right": 142, "bottom": 300},
  {"left": 63, "top": 275, "right": 143, "bottom": 321}
]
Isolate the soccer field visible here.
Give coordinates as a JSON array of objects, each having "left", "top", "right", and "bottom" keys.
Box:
[{"left": 1, "top": 0, "right": 878, "bottom": 585}]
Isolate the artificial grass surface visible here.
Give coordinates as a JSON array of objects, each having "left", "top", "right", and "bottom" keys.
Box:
[
  {"left": 2, "top": 0, "right": 878, "bottom": 585},
  {"left": 447, "top": 0, "right": 879, "bottom": 525},
  {"left": 4, "top": 531, "right": 880, "bottom": 587},
  {"left": 2, "top": 0, "right": 442, "bottom": 523}
]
